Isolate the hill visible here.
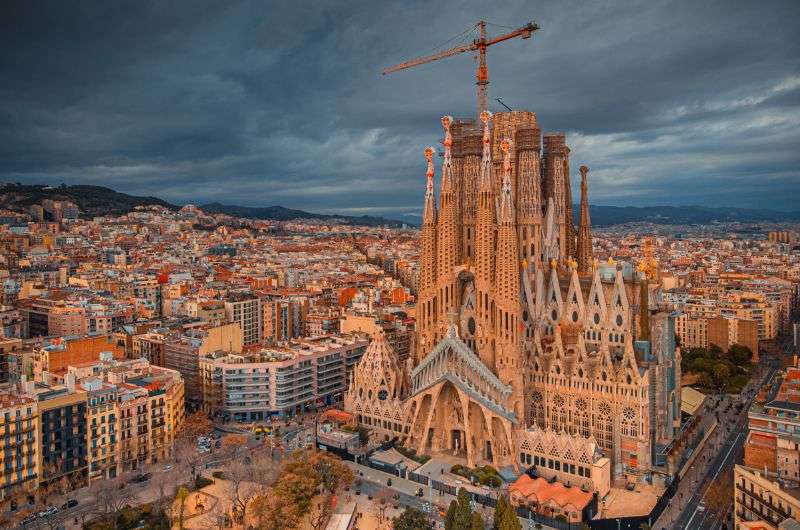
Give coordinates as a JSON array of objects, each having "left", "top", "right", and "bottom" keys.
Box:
[
  {"left": 0, "top": 184, "right": 406, "bottom": 227},
  {"left": 198, "top": 202, "right": 406, "bottom": 227},
  {"left": 4, "top": 183, "right": 797, "bottom": 228},
  {"left": 0, "top": 183, "right": 177, "bottom": 218},
  {"left": 586, "top": 204, "right": 800, "bottom": 227}
]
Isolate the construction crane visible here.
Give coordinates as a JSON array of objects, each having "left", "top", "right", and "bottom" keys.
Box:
[{"left": 382, "top": 20, "right": 540, "bottom": 117}]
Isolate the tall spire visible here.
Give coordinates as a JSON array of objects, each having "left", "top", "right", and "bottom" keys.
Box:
[
  {"left": 436, "top": 115, "right": 461, "bottom": 322},
  {"left": 422, "top": 146, "right": 437, "bottom": 225},
  {"left": 577, "top": 165, "right": 593, "bottom": 275},
  {"left": 494, "top": 137, "right": 520, "bottom": 307},
  {"left": 563, "top": 149, "right": 575, "bottom": 260},
  {"left": 479, "top": 111, "right": 493, "bottom": 193},
  {"left": 475, "top": 110, "right": 495, "bottom": 286},
  {"left": 494, "top": 136, "right": 523, "bottom": 415},
  {"left": 419, "top": 147, "right": 438, "bottom": 293},
  {"left": 474, "top": 110, "right": 496, "bottom": 366},
  {"left": 498, "top": 138, "right": 515, "bottom": 223}
]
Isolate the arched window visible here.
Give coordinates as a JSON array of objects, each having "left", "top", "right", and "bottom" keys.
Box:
[{"left": 531, "top": 391, "right": 545, "bottom": 428}]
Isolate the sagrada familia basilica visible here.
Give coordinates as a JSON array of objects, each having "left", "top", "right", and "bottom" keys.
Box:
[{"left": 345, "top": 109, "right": 681, "bottom": 484}]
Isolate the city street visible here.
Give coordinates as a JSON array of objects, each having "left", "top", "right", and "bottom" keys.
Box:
[
  {"left": 656, "top": 354, "right": 780, "bottom": 530},
  {"left": 344, "top": 460, "right": 554, "bottom": 530}
]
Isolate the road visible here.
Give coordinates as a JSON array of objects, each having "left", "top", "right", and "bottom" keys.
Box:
[
  {"left": 12, "top": 429, "right": 277, "bottom": 530},
  {"left": 656, "top": 354, "right": 780, "bottom": 530},
  {"left": 345, "top": 461, "right": 555, "bottom": 530}
]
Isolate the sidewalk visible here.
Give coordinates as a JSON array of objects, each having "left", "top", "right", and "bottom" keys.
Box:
[{"left": 345, "top": 461, "right": 555, "bottom": 530}]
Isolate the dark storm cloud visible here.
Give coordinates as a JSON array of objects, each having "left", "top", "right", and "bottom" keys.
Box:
[{"left": 1, "top": 0, "right": 799, "bottom": 217}]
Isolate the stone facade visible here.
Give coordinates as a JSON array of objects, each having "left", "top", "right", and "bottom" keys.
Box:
[{"left": 345, "top": 110, "right": 681, "bottom": 481}]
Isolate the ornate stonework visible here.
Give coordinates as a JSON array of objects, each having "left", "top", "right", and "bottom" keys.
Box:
[
  {"left": 345, "top": 329, "right": 409, "bottom": 439},
  {"left": 345, "top": 110, "right": 680, "bottom": 480}
]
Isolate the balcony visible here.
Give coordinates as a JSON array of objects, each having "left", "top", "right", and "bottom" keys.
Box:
[{"left": 735, "top": 484, "right": 794, "bottom": 522}]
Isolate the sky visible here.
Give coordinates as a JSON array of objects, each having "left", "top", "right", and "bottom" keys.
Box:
[{"left": 1, "top": 1, "right": 799, "bottom": 220}]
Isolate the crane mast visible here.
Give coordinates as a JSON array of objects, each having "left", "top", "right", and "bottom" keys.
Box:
[{"left": 382, "top": 20, "right": 539, "bottom": 117}]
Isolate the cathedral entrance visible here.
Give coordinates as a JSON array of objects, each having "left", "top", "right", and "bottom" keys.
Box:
[{"left": 450, "top": 429, "right": 465, "bottom": 456}]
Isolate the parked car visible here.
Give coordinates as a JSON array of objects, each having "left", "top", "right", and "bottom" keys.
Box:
[
  {"left": 162, "top": 465, "right": 173, "bottom": 472},
  {"left": 38, "top": 506, "right": 58, "bottom": 517},
  {"left": 131, "top": 473, "right": 152, "bottom": 483},
  {"left": 22, "top": 514, "right": 38, "bottom": 525},
  {"left": 61, "top": 499, "right": 79, "bottom": 509}
]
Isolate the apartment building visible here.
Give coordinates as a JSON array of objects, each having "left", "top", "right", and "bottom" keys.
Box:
[
  {"left": 0, "top": 337, "right": 22, "bottom": 385},
  {"left": 83, "top": 380, "right": 118, "bottom": 480},
  {"left": 262, "top": 297, "right": 307, "bottom": 344},
  {"left": 200, "top": 334, "right": 367, "bottom": 421},
  {"left": 735, "top": 465, "right": 800, "bottom": 529},
  {"left": 0, "top": 394, "right": 38, "bottom": 502},
  {"left": 131, "top": 332, "right": 165, "bottom": 366},
  {"left": 709, "top": 316, "right": 760, "bottom": 359},
  {"left": 224, "top": 293, "right": 262, "bottom": 346},
  {"left": 36, "top": 386, "right": 88, "bottom": 488},
  {"left": 186, "top": 300, "right": 226, "bottom": 323},
  {"left": 735, "top": 357, "right": 800, "bottom": 529},
  {"left": 77, "top": 358, "right": 185, "bottom": 478},
  {"left": 164, "top": 323, "right": 242, "bottom": 406},
  {"left": 675, "top": 313, "right": 708, "bottom": 349},
  {"left": 720, "top": 293, "right": 778, "bottom": 342},
  {"left": 34, "top": 335, "right": 125, "bottom": 379}
]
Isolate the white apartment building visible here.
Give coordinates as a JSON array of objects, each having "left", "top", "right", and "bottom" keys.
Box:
[{"left": 200, "top": 334, "right": 368, "bottom": 422}]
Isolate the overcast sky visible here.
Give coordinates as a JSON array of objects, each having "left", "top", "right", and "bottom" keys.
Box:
[{"left": 2, "top": 1, "right": 799, "bottom": 219}]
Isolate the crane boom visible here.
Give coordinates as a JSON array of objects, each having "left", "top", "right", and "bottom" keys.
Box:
[
  {"left": 382, "top": 42, "right": 475, "bottom": 75},
  {"left": 382, "top": 20, "right": 539, "bottom": 117}
]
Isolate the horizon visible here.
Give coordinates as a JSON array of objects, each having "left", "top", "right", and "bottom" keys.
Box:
[{"left": 2, "top": 1, "right": 798, "bottom": 216}]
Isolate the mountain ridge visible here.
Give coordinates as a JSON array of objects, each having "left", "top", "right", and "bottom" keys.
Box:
[{"left": 2, "top": 183, "right": 798, "bottom": 228}]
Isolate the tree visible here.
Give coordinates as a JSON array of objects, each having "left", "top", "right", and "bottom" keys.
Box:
[
  {"left": 250, "top": 451, "right": 281, "bottom": 494},
  {"left": 357, "top": 425, "right": 370, "bottom": 446},
  {"left": 178, "top": 410, "right": 213, "bottom": 439},
  {"left": 147, "top": 461, "right": 180, "bottom": 521},
  {"left": 220, "top": 433, "right": 248, "bottom": 459},
  {"left": 471, "top": 511, "right": 486, "bottom": 530},
  {"left": 446, "top": 487, "right": 473, "bottom": 530},
  {"left": 250, "top": 492, "right": 300, "bottom": 530},
  {"left": 221, "top": 458, "right": 259, "bottom": 524},
  {"left": 272, "top": 471, "right": 318, "bottom": 513},
  {"left": 309, "top": 493, "right": 333, "bottom": 530},
  {"left": 493, "top": 495, "right": 520, "bottom": 530},
  {"left": 712, "top": 363, "right": 731, "bottom": 391},
  {"left": 306, "top": 450, "right": 354, "bottom": 493},
  {"left": 709, "top": 343, "right": 724, "bottom": 358},
  {"left": 728, "top": 344, "right": 753, "bottom": 365},
  {"left": 393, "top": 507, "right": 434, "bottom": 530},
  {"left": 445, "top": 499, "right": 459, "bottom": 530},
  {"left": 176, "top": 486, "right": 189, "bottom": 530},
  {"left": 373, "top": 486, "right": 393, "bottom": 523},
  {"left": 90, "top": 473, "right": 138, "bottom": 524},
  {"left": 174, "top": 435, "right": 204, "bottom": 485}
]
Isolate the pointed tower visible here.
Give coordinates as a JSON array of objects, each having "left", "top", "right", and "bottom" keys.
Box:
[
  {"left": 474, "top": 110, "right": 497, "bottom": 367},
  {"left": 417, "top": 147, "right": 439, "bottom": 356},
  {"left": 344, "top": 329, "right": 408, "bottom": 437},
  {"left": 494, "top": 137, "right": 524, "bottom": 419},
  {"left": 577, "top": 165, "right": 593, "bottom": 275},
  {"left": 436, "top": 115, "right": 461, "bottom": 331},
  {"left": 542, "top": 132, "right": 568, "bottom": 260},
  {"left": 563, "top": 149, "right": 576, "bottom": 260},
  {"left": 515, "top": 122, "right": 543, "bottom": 264}
]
